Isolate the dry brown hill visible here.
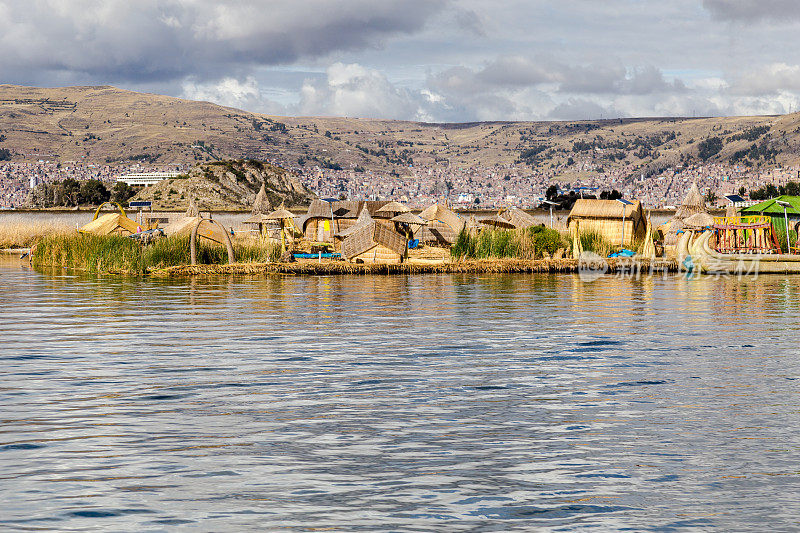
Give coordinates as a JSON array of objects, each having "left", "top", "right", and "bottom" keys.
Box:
[
  {"left": 4, "top": 84, "right": 800, "bottom": 184},
  {"left": 130, "top": 160, "right": 314, "bottom": 211}
]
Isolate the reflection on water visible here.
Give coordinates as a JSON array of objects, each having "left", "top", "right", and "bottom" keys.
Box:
[{"left": 2, "top": 258, "right": 800, "bottom": 530}]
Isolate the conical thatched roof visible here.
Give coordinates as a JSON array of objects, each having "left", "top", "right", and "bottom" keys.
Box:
[
  {"left": 390, "top": 212, "right": 426, "bottom": 225},
  {"left": 251, "top": 184, "right": 271, "bottom": 215},
  {"left": 376, "top": 201, "right": 410, "bottom": 214},
  {"left": 675, "top": 182, "right": 706, "bottom": 219},
  {"left": 465, "top": 214, "right": 481, "bottom": 236},
  {"left": 264, "top": 207, "right": 295, "bottom": 220},
  {"left": 683, "top": 212, "right": 715, "bottom": 228},
  {"left": 664, "top": 183, "right": 710, "bottom": 246},
  {"left": 336, "top": 206, "right": 374, "bottom": 238}
]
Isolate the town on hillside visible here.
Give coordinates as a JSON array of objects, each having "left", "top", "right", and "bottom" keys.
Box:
[{"left": 2, "top": 158, "right": 797, "bottom": 211}]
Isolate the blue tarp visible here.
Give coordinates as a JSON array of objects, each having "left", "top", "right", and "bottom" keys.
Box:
[
  {"left": 292, "top": 253, "right": 342, "bottom": 259},
  {"left": 608, "top": 249, "right": 636, "bottom": 258}
]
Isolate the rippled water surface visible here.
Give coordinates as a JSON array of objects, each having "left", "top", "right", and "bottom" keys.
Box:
[{"left": 2, "top": 256, "right": 800, "bottom": 531}]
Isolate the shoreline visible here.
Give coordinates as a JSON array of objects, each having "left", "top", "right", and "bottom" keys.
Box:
[
  {"left": 150, "top": 258, "right": 681, "bottom": 276},
  {"left": 6, "top": 250, "right": 680, "bottom": 276}
]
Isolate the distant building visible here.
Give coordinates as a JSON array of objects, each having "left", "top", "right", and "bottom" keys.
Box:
[{"left": 116, "top": 172, "right": 180, "bottom": 186}]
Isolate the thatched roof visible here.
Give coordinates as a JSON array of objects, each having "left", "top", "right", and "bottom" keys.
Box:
[
  {"left": 465, "top": 214, "right": 481, "bottom": 235},
  {"left": 377, "top": 201, "right": 410, "bottom": 214},
  {"left": 163, "top": 216, "right": 229, "bottom": 245},
  {"left": 251, "top": 184, "right": 271, "bottom": 215},
  {"left": 683, "top": 212, "right": 716, "bottom": 228},
  {"left": 331, "top": 200, "right": 361, "bottom": 218},
  {"left": 336, "top": 206, "right": 374, "bottom": 238},
  {"left": 502, "top": 206, "right": 538, "bottom": 229},
  {"left": 341, "top": 220, "right": 406, "bottom": 259},
  {"left": 243, "top": 213, "right": 265, "bottom": 224},
  {"left": 664, "top": 183, "right": 711, "bottom": 246},
  {"left": 479, "top": 214, "right": 516, "bottom": 229},
  {"left": 391, "top": 212, "right": 426, "bottom": 225},
  {"left": 79, "top": 213, "right": 140, "bottom": 236},
  {"left": 263, "top": 207, "right": 295, "bottom": 220},
  {"left": 328, "top": 200, "right": 392, "bottom": 219},
  {"left": 420, "top": 203, "right": 465, "bottom": 232},
  {"left": 305, "top": 199, "right": 333, "bottom": 219},
  {"left": 675, "top": 182, "right": 706, "bottom": 219},
  {"left": 567, "top": 199, "right": 644, "bottom": 222}
]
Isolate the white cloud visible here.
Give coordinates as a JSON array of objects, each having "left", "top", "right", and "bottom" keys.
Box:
[
  {"left": 181, "top": 76, "right": 286, "bottom": 114},
  {"left": 297, "top": 63, "right": 428, "bottom": 120}
]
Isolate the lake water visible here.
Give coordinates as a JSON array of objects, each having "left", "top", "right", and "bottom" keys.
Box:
[{"left": 2, "top": 256, "right": 800, "bottom": 531}]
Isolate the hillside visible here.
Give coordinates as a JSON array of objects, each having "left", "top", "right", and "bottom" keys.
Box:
[
  {"left": 3, "top": 84, "right": 800, "bottom": 183},
  {"left": 130, "top": 160, "right": 313, "bottom": 211}
]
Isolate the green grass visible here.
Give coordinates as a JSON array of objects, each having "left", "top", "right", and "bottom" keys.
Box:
[
  {"left": 578, "top": 229, "right": 614, "bottom": 257},
  {"left": 32, "top": 234, "right": 280, "bottom": 274},
  {"left": 451, "top": 226, "right": 567, "bottom": 260}
]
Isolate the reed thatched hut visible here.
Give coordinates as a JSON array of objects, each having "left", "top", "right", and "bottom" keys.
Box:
[
  {"left": 419, "top": 203, "right": 464, "bottom": 245},
  {"left": 341, "top": 219, "right": 407, "bottom": 264},
  {"left": 662, "top": 183, "right": 709, "bottom": 246},
  {"left": 164, "top": 216, "right": 231, "bottom": 245},
  {"left": 79, "top": 213, "right": 141, "bottom": 236},
  {"left": 313, "top": 200, "right": 392, "bottom": 237},
  {"left": 335, "top": 205, "right": 373, "bottom": 240},
  {"left": 566, "top": 199, "right": 646, "bottom": 246},
  {"left": 301, "top": 199, "right": 335, "bottom": 242},
  {"left": 502, "top": 206, "right": 538, "bottom": 229}
]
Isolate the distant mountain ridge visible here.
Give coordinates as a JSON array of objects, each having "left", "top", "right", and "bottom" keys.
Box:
[{"left": 2, "top": 84, "right": 800, "bottom": 185}]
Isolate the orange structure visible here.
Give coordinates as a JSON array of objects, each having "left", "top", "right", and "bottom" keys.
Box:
[{"left": 712, "top": 215, "right": 780, "bottom": 254}]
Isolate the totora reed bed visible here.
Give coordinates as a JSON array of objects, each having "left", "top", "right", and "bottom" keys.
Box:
[
  {"left": 27, "top": 231, "right": 679, "bottom": 277},
  {"left": 32, "top": 233, "right": 281, "bottom": 275}
]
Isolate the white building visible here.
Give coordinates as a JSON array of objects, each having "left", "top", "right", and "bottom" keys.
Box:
[{"left": 116, "top": 171, "right": 181, "bottom": 186}]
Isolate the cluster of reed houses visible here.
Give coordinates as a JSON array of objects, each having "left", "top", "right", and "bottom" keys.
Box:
[
  {"left": 82, "top": 181, "right": 749, "bottom": 263},
  {"left": 247, "top": 199, "right": 542, "bottom": 264}
]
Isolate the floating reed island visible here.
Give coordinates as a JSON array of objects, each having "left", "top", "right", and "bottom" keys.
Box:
[
  {"left": 19, "top": 173, "right": 800, "bottom": 276},
  {"left": 24, "top": 198, "right": 680, "bottom": 276}
]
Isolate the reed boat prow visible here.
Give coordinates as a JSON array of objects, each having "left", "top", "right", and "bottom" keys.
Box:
[{"left": 685, "top": 229, "right": 800, "bottom": 274}]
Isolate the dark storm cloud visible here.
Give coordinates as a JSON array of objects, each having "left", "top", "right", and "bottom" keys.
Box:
[
  {"left": 702, "top": 0, "right": 800, "bottom": 23},
  {"left": 0, "top": 0, "right": 448, "bottom": 84}
]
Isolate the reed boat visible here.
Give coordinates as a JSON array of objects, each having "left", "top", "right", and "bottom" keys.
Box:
[{"left": 678, "top": 215, "right": 800, "bottom": 274}]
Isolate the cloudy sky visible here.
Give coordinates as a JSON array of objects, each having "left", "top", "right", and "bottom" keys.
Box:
[{"left": 2, "top": 0, "right": 800, "bottom": 122}]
